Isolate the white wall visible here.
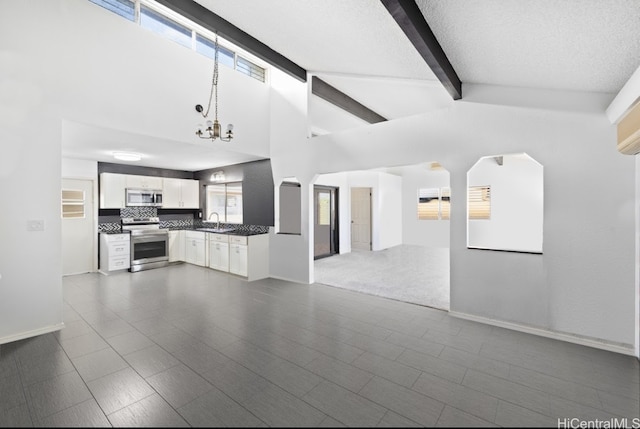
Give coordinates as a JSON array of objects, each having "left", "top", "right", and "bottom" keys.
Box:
[
  {"left": 0, "top": 3, "right": 67, "bottom": 343},
  {"left": 400, "top": 165, "right": 450, "bottom": 248},
  {"left": 467, "top": 153, "right": 543, "bottom": 253},
  {"left": 61, "top": 157, "right": 98, "bottom": 179},
  {"left": 636, "top": 154, "right": 640, "bottom": 357},
  {"left": 268, "top": 67, "right": 312, "bottom": 283},
  {"left": 272, "top": 88, "right": 636, "bottom": 350}
]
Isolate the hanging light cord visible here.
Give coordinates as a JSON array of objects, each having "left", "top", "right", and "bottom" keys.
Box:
[{"left": 200, "top": 32, "right": 220, "bottom": 121}]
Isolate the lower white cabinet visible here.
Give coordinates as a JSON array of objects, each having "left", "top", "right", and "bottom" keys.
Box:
[
  {"left": 208, "top": 234, "right": 229, "bottom": 272},
  {"left": 174, "top": 230, "right": 269, "bottom": 281},
  {"left": 185, "top": 231, "right": 206, "bottom": 267},
  {"left": 228, "top": 234, "right": 269, "bottom": 281},
  {"left": 99, "top": 233, "right": 130, "bottom": 274},
  {"left": 168, "top": 230, "right": 185, "bottom": 262},
  {"left": 229, "top": 242, "right": 248, "bottom": 277}
]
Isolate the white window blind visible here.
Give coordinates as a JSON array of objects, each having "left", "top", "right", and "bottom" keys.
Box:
[
  {"left": 418, "top": 187, "right": 450, "bottom": 220},
  {"left": 441, "top": 187, "right": 451, "bottom": 220},
  {"left": 468, "top": 186, "right": 491, "bottom": 220},
  {"left": 61, "top": 189, "right": 85, "bottom": 219}
]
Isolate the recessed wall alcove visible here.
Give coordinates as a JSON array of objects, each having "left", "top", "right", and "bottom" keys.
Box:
[{"left": 467, "top": 153, "right": 543, "bottom": 253}]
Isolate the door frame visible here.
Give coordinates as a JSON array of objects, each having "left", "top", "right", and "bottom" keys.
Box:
[{"left": 313, "top": 185, "right": 339, "bottom": 260}]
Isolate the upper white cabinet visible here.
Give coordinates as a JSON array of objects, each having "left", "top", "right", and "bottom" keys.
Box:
[
  {"left": 126, "top": 174, "right": 162, "bottom": 189},
  {"left": 100, "top": 173, "right": 126, "bottom": 209},
  {"left": 163, "top": 178, "right": 200, "bottom": 209},
  {"left": 100, "top": 173, "right": 199, "bottom": 209}
]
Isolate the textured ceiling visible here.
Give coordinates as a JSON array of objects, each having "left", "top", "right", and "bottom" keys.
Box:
[
  {"left": 194, "top": 0, "right": 437, "bottom": 80},
  {"left": 417, "top": 0, "right": 640, "bottom": 93},
  {"left": 195, "top": 0, "right": 640, "bottom": 138}
]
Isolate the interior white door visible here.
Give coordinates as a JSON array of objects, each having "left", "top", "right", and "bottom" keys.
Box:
[
  {"left": 62, "top": 178, "right": 95, "bottom": 275},
  {"left": 351, "top": 187, "right": 371, "bottom": 251}
]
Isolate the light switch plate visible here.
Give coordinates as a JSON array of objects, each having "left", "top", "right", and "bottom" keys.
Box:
[{"left": 27, "top": 220, "right": 45, "bottom": 231}]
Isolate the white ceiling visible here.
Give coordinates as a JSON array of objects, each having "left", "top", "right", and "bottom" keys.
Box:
[
  {"left": 417, "top": 0, "right": 640, "bottom": 93},
  {"left": 62, "top": 120, "right": 264, "bottom": 171},
  {"left": 64, "top": 0, "right": 640, "bottom": 171}
]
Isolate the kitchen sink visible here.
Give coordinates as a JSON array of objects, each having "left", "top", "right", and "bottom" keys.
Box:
[{"left": 196, "top": 227, "right": 236, "bottom": 233}]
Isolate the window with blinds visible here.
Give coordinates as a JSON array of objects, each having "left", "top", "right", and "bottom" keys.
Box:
[
  {"left": 441, "top": 187, "right": 451, "bottom": 220},
  {"left": 61, "top": 189, "right": 86, "bottom": 219},
  {"left": 468, "top": 185, "right": 491, "bottom": 220},
  {"left": 418, "top": 187, "right": 450, "bottom": 220},
  {"left": 89, "top": 0, "right": 268, "bottom": 83}
]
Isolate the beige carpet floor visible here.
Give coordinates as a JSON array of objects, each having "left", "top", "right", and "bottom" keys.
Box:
[{"left": 314, "top": 245, "right": 450, "bottom": 310}]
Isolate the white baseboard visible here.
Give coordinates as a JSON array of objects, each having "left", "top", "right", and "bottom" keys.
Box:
[
  {"left": 0, "top": 323, "right": 65, "bottom": 345},
  {"left": 449, "top": 311, "right": 636, "bottom": 357},
  {"left": 268, "top": 275, "right": 312, "bottom": 285}
]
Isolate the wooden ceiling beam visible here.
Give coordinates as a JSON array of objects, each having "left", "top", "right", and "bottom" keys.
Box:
[
  {"left": 312, "top": 77, "right": 387, "bottom": 124},
  {"left": 381, "top": 0, "right": 462, "bottom": 100},
  {"left": 155, "top": 0, "right": 307, "bottom": 82}
]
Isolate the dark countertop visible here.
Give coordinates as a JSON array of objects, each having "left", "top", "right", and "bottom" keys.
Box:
[
  {"left": 100, "top": 229, "right": 130, "bottom": 235},
  {"left": 100, "top": 226, "right": 269, "bottom": 236},
  {"left": 167, "top": 226, "right": 268, "bottom": 236}
]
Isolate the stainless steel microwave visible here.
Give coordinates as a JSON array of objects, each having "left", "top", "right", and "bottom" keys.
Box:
[{"left": 125, "top": 188, "right": 163, "bottom": 207}]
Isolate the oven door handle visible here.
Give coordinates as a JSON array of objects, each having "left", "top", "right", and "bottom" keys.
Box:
[{"left": 131, "top": 235, "right": 168, "bottom": 244}]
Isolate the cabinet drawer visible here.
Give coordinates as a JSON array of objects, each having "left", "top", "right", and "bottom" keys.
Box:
[
  {"left": 185, "top": 230, "right": 205, "bottom": 240},
  {"left": 108, "top": 242, "right": 130, "bottom": 256},
  {"left": 229, "top": 235, "right": 247, "bottom": 245},
  {"left": 104, "top": 233, "right": 130, "bottom": 243},
  {"left": 108, "top": 256, "right": 130, "bottom": 270},
  {"left": 209, "top": 233, "right": 229, "bottom": 243}
]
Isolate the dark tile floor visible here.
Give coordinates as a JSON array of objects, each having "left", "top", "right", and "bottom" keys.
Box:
[{"left": 0, "top": 263, "right": 638, "bottom": 427}]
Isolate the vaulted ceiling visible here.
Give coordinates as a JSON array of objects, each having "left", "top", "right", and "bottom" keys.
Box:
[
  {"left": 63, "top": 0, "right": 640, "bottom": 170},
  {"left": 190, "top": 0, "right": 640, "bottom": 135}
]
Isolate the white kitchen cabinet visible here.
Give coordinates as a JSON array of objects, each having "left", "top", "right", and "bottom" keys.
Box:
[
  {"left": 228, "top": 234, "right": 269, "bottom": 281},
  {"left": 181, "top": 179, "right": 200, "bottom": 208},
  {"left": 208, "top": 234, "right": 229, "bottom": 272},
  {"left": 168, "top": 230, "right": 185, "bottom": 262},
  {"left": 126, "top": 174, "right": 162, "bottom": 190},
  {"left": 99, "top": 233, "right": 130, "bottom": 274},
  {"left": 185, "top": 231, "right": 206, "bottom": 266},
  {"left": 100, "top": 173, "right": 127, "bottom": 209},
  {"left": 229, "top": 242, "right": 248, "bottom": 277},
  {"left": 162, "top": 178, "right": 200, "bottom": 208}
]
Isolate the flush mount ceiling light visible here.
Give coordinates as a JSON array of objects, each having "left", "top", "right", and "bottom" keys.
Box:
[
  {"left": 113, "top": 151, "right": 142, "bottom": 162},
  {"left": 195, "top": 32, "right": 234, "bottom": 142}
]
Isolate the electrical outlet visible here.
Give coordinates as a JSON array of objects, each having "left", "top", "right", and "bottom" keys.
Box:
[{"left": 27, "top": 220, "right": 45, "bottom": 231}]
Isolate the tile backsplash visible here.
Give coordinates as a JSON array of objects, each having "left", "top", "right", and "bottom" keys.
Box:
[
  {"left": 120, "top": 207, "right": 157, "bottom": 218},
  {"left": 98, "top": 208, "right": 269, "bottom": 234}
]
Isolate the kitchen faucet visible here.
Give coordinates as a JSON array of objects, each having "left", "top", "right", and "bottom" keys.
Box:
[{"left": 208, "top": 212, "right": 220, "bottom": 229}]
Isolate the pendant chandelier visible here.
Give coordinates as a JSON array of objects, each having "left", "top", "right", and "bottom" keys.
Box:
[{"left": 195, "top": 33, "right": 234, "bottom": 141}]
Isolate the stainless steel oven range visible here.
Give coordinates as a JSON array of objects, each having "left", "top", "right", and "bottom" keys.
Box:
[{"left": 121, "top": 217, "right": 169, "bottom": 272}]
